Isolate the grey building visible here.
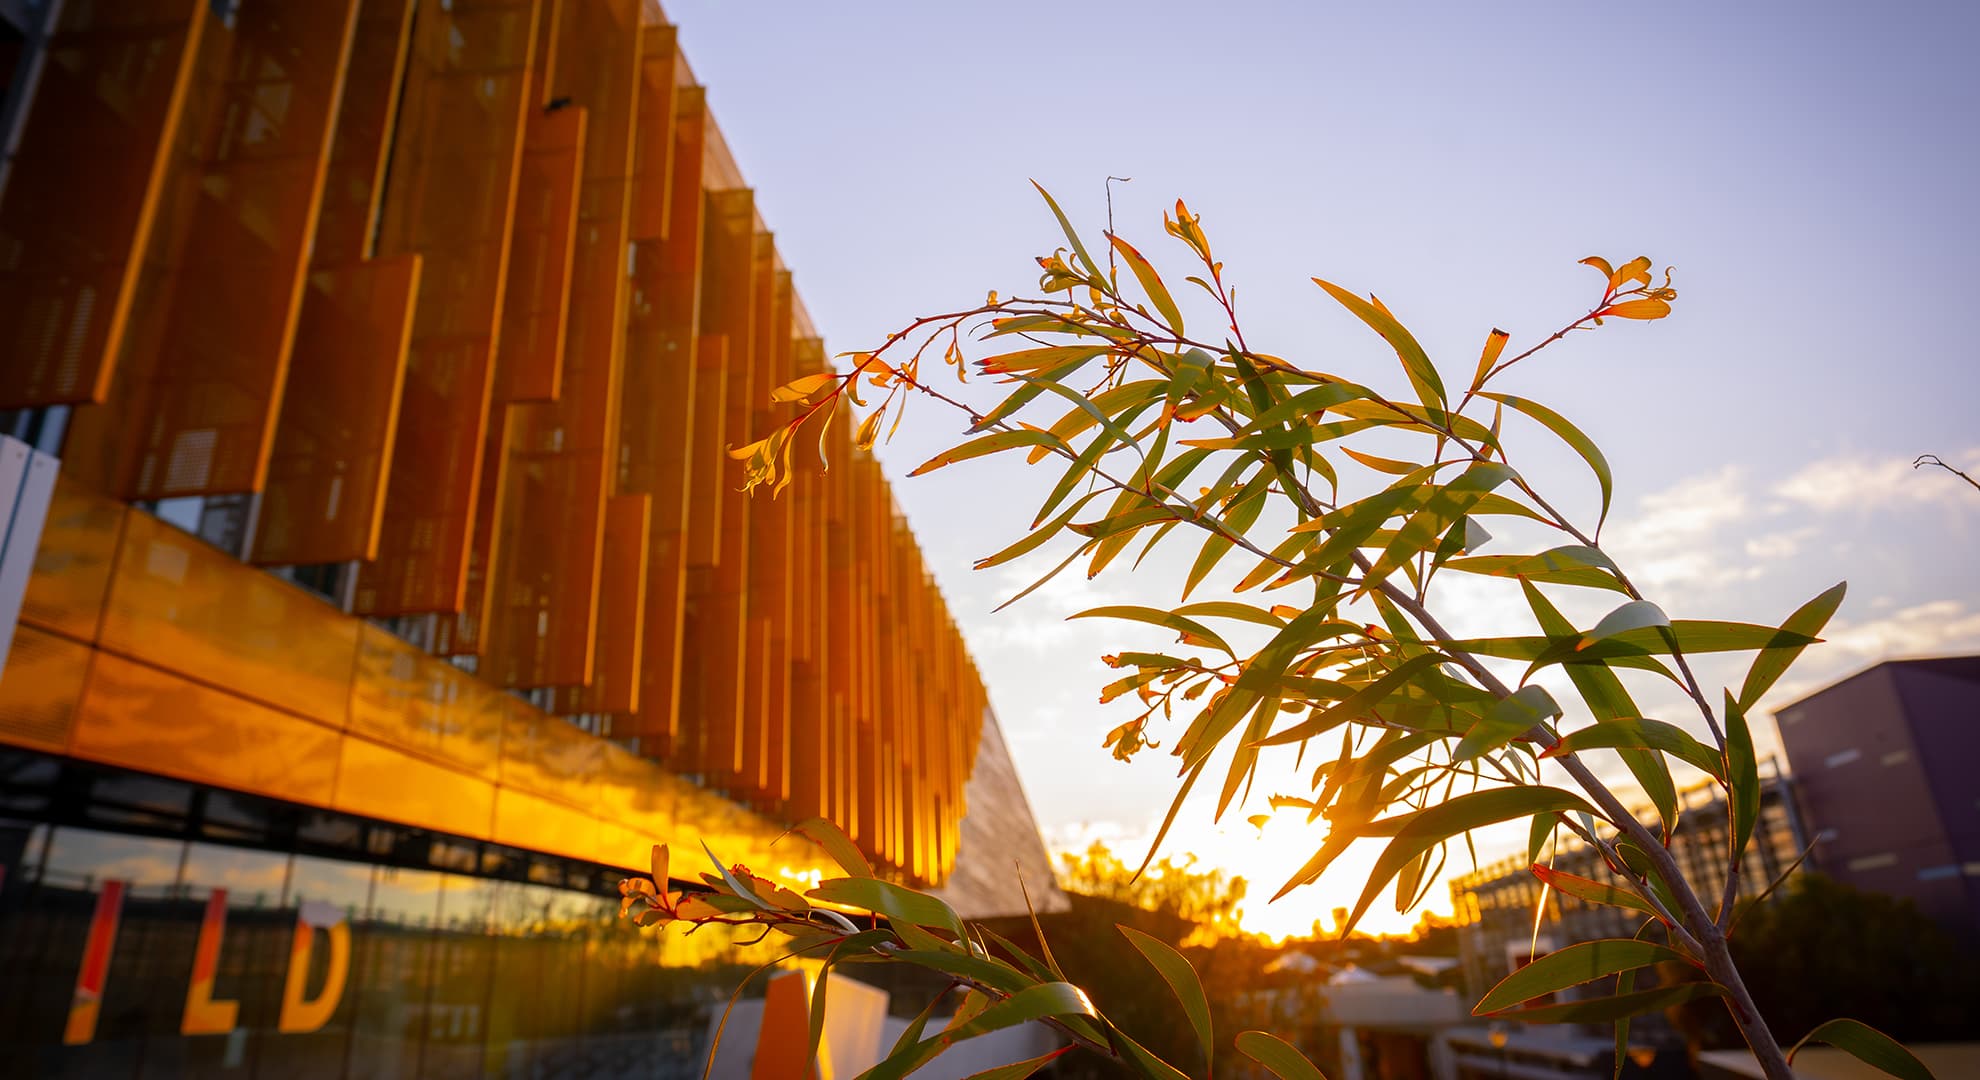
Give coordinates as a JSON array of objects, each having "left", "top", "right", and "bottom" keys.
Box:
[{"left": 1773, "top": 655, "right": 1980, "bottom": 937}]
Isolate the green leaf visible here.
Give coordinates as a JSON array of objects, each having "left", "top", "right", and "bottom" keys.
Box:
[
  {"left": 1443, "top": 545, "right": 1628, "bottom": 594},
  {"left": 1529, "top": 864, "right": 1660, "bottom": 919},
  {"left": 1235, "top": 1031, "right": 1331, "bottom": 1080},
  {"left": 813, "top": 930, "right": 894, "bottom": 1064},
  {"left": 1313, "top": 277, "right": 1448, "bottom": 422},
  {"left": 1496, "top": 982, "right": 1723, "bottom": 1024},
  {"left": 1788, "top": 1018, "right": 1937, "bottom": 1080},
  {"left": 1517, "top": 583, "right": 1680, "bottom": 834},
  {"left": 791, "top": 817, "right": 876, "bottom": 878},
  {"left": 1474, "top": 939, "right": 1685, "bottom": 1014},
  {"left": 889, "top": 950, "right": 1033, "bottom": 995},
  {"left": 1252, "top": 654, "right": 1445, "bottom": 747},
  {"left": 1183, "top": 471, "right": 1270, "bottom": 599},
  {"left": 1111, "top": 234, "right": 1185, "bottom": 334},
  {"left": 1366, "top": 462, "right": 1516, "bottom": 588},
  {"left": 1579, "top": 600, "right": 1670, "bottom": 651},
  {"left": 1479, "top": 391, "right": 1613, "bottom": 532},
  {"left": 1070, "top": 605, "right": 1234, "bottom": 657},
  {"left": 909, "top": 429, "right": 1065, "bottom": 477},
  {"left": 807, "top": 878, "right": 965, "bottom": 942},
  {"left": 979, "top": 355, "right": 1105, "bottom": 429},
  {"left": 1454, "top": 685, "right": 1561, "bottom": 762},
  {"left": 943, "top": 982, "right": 1098, "bottom": 1042},
  {"left": 1137, "top": 758, "right": 1208, "bottom": 878},
  {"left": 1725, "top": 692, "right": 1760, "bottom": 863},
  {"left": 1737, "top": 581, "right": 1846, "bottom": 711},
  {"left": 1031, "top": 181, "right": 1103, "bottom": 280},
  {"left": 1345, "top": 787, "right": 1599, "bottom": 933},
  {"left": 1120, "top": 926, "right": 1214, "bottom": 1072},
  {"left": 1545, "top": 718, "right": 1725, "bottom": 782},
  {"left": 1453, "top": 621, "right": 1813, "bottom": 664},
  {"left": 976, "top": 492, "right": 1103, "bottom": 571},
  {"left": 1175, "top": 601, "right": 1288, "bottom": 629},
  {"left": 961, "top": 1050, "right": 1066, "bottom": 1080}
]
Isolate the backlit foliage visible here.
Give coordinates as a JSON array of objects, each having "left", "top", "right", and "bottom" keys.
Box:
[{"left": 635, "top": 188, "right": 1934, "bottom": 1080}]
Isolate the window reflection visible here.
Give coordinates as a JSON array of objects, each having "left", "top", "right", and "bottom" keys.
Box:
[{"left": 0, "top": 752, "right": 780, "bottom": 1079}]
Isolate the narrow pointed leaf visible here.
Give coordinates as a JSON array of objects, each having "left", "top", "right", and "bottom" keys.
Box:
[
  {"left": 1475, "top": 939, "right": 1691, "bottom": 1013},
  {"left": 1236, "top": 1031, "right": 1330, "bottom": 1080},
  {"left": 1120, "top": 926, "right": 1214, "bottom": 1072},
  {"left": 909, "top": 429, "right": 1065, "bottom": 477},
  {"left": 1454, "top": 685, "right": 1560, "bottom": 761},
  {"left": 807, "top": 878, "right": 965, "bottom": 942},
  {"left": 1071, "top": 605, "right": 1235, "bottom": 657},
  {"left": 1788, "top": 1018, "right": 1936, "bottom": 1080},
  {"left": 1529, "top": 864, "right": 1660, "bottom": 918},
  {"left": 1480, "top": 391, "right": 1613, "bottom": 531},
  {"left": 1314, "top": 277, "right": 1448, "bottom": 421},
  {"left": 1580, "top": 600, "right": 1670, "bottom": 650},
  {"left": 1346, "top": 787, "right": 1599, "bottom": 934},
  {"left": 1111, "top": 234, "right": 1185, "bottom": 334},
  {"left": 1496, "top": 982, "right": 1723, "bottom": 1024},
  {"left": 961, "top": 1050, "right": 1066, "bottom": 1080},
  {"left": 1737, "top": 581, "right": 1847, "bottom": 711},
  {"left": 1725, "top": 692, "right": 1760, "bottom": 862},
  {"left": 1545, "top": 719, "right": 1725, "bottom": 782}
]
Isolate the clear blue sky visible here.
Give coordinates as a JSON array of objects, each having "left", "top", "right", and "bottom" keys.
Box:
[{"left": 665, "top": 0, "right": 1980, "bottom": 934}]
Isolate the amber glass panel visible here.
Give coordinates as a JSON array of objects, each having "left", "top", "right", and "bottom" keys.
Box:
[
  {"left": 100, "top": 511, "right": 359, "bottom": 728},
  {"left": 485, "top": 0, "right": 640, "bottom": 689},
  {"left": 348, "top": 625, "right": 504, "bottom": 780},
  {"left": 250, "top": 255, "right": 421, "bottom": 565},
  {"left": 18, "top": 478, "right": 126, "bottom": 643},
  {"left": 494, "top": 106, "right": 585, "bottom": 403},
  {"left": 493, "top": 788, "right": 599, "bottom": 864},
  {"left": 498, "top": 702, "right": 602, "bottom": 805},
  {"left": 310, "top": 0, "right": 415, "bottom": 264},
  {"left": 73, "top": 651, "right": 340, "bottom": 806},
  {"left": 555, "top": 494, "right": 650, "bottom": 715},
  {"left": 353, "top": 0, "right": 541, "bottom": 616},
  {"left": 0, "top": 625, "right": 89, "bottom": 753},
  {"left": 63, "top": 0, "right": 362, "bottom": 500},
  {"left": 0, "top": 0, "right": 207, "bottom": 408},
  {"left": 617, "top": 86, "right": 704, "bottom": 753},
  {"left": 333, "top": 735, "right": 494, "bottom": 840}
]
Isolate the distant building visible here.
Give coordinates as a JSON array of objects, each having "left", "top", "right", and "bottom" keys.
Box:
[
  {"left": 1449, "top": 768, "right": 1806, "bottom": 1011},
  {"left": 1772, "top": 656, "right": 1980, "bottom": 938}
]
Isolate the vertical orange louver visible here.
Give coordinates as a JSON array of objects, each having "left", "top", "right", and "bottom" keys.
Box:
[
  {"left": 352, "top": 0, "right": 542, "bottom": 617},
  {"left": 59, "top": 0, "right": 361, "bottom": 501},
  {"left": 616, "top": 74, "right": 702, "bottom": 754},
  {"left": 0, "top": 1, "right": 210, "bottom": 409},
  {"left": 485, "top": 0, "right": 643, "bottom": 691},
  {"left": 252, "top": 0, "right": 420, "bottom": 568}
]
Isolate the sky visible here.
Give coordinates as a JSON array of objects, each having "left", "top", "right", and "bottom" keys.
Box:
[{"left": 661, "top": 1, "right": 1980, "bottom": 937}]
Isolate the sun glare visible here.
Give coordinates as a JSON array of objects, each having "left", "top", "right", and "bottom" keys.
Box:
[{"left": 1152, "top": 816, "right": 1456, "bottom": 942}]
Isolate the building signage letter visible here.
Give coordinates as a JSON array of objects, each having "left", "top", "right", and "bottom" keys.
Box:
[
  {"left": 278, "top": 900, "right": 351, "bottom": 1033},
  {"left": 181, "top": 889, "right": 241, "bottom": 1034},
  {"left": 63, "top": 879, "right": 125, "bottom": 1045}
]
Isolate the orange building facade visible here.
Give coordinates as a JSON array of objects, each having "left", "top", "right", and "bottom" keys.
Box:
[{"left": 0, "top": 1, "right": 1030, "bottom": 1073}]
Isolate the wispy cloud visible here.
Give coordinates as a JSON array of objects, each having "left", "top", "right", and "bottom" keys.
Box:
[
  {"left": 1774, "top": 447, "right": 1980, "bottom": 514},
  {"left": 1825, "top": 599, "right": 1980, "bottom": 659}
]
